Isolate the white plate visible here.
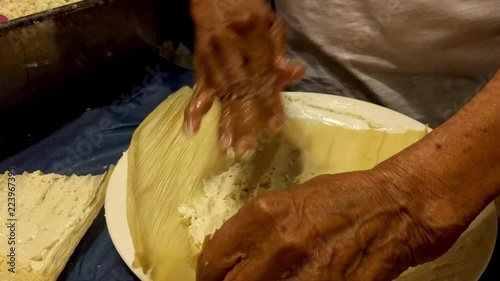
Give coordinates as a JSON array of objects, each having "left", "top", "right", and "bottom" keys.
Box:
[{"left": 105, "top": 92, "right": 497, "bottom": 281}]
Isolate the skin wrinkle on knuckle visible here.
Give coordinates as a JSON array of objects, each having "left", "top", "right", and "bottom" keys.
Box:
[
  {"left": 252, "top": 193, "right": 281, "bottom": 217},
  {"left": 256, "top": 127, "right": 274, "bottom": 146}
]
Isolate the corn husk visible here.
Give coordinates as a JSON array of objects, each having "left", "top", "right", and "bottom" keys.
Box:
[
  {"left": 283, "top": 120, "right": 427, "bottom": 181},
  {"left": 126, "top": 87, "right": 231, "bottom": 281},
  {"left": 126, "top": 86, "right": 427, "bottom": 281}
]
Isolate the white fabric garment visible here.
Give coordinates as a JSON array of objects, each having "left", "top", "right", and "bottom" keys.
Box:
[{"left": 275, "top": 0, "right": 500, "bottom": 127}]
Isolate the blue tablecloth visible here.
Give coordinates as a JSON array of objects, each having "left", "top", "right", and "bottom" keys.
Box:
[{"left": 0, "top": 70, "right": 194, "bottom": 281}]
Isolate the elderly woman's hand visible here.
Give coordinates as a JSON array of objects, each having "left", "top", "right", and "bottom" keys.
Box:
[
  {"left": 195, "top": 165, "right": 469, "bottom": 281},
  {"left": 185, "top": 0, "right": 305, "bottom": 157},
  {"left": 195, "top": 70, "right": 500, "bottom": 281}
]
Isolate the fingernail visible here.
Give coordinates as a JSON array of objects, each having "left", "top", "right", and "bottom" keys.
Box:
[
  {"left": 184, "top": 121, "right": 194, "bottom": 137},
  {"left": 0, "top": 14, "right": 8, "bottom": 23},
  {"left": 291, "top": 64, "right": 306, "bottom": 80},
  {"left": 240, "top": 149, "right": 255, "bottom": 161},
  {"left": 236, "top": 137, "right": 248, "bottom": 151},
  {"left": 226, "top": 147, "right": 236, "bottom": 159},
  {"left": 275, "top": 56, "right": 289, "bottom": 69},
  {"left": 219, "top": 133, "right": 230, "bottom": 149}
]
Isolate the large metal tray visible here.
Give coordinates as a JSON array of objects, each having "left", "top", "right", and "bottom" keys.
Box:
[{"left": 0, "top": 0, "right": 193, "bottom": 159}]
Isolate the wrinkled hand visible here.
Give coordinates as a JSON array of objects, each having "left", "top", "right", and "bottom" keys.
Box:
[
  {"left": 185, "top": 0, "right": 305, "bottom": 157},
  {"left": 196, "top": 168, "right": 469, "bottom": 281}
]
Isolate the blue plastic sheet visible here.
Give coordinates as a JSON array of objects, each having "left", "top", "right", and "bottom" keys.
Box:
[{"left": 0, "top": 70, "right": 194, "bottom": 281}]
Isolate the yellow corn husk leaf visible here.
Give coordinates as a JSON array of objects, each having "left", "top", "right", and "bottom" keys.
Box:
[
  {"left": 283, "top": 120, "right": 427, "bottom": 181},
  {"left": 126, "top": 86, "right": 428, "bottom": 281},
  {"left": 126, "top": 86, "right": 231, "bottom": 281}
]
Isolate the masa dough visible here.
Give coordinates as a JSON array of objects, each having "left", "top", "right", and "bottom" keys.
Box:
[
  {"left": 178, "top": 119, "right": 426, "bottom": 249},
  {"left": 0, "top": 0, "right": 83, "bottom": 20},
  {"left": 0, "top": 168, "right": 113, "bottom": 281}
]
